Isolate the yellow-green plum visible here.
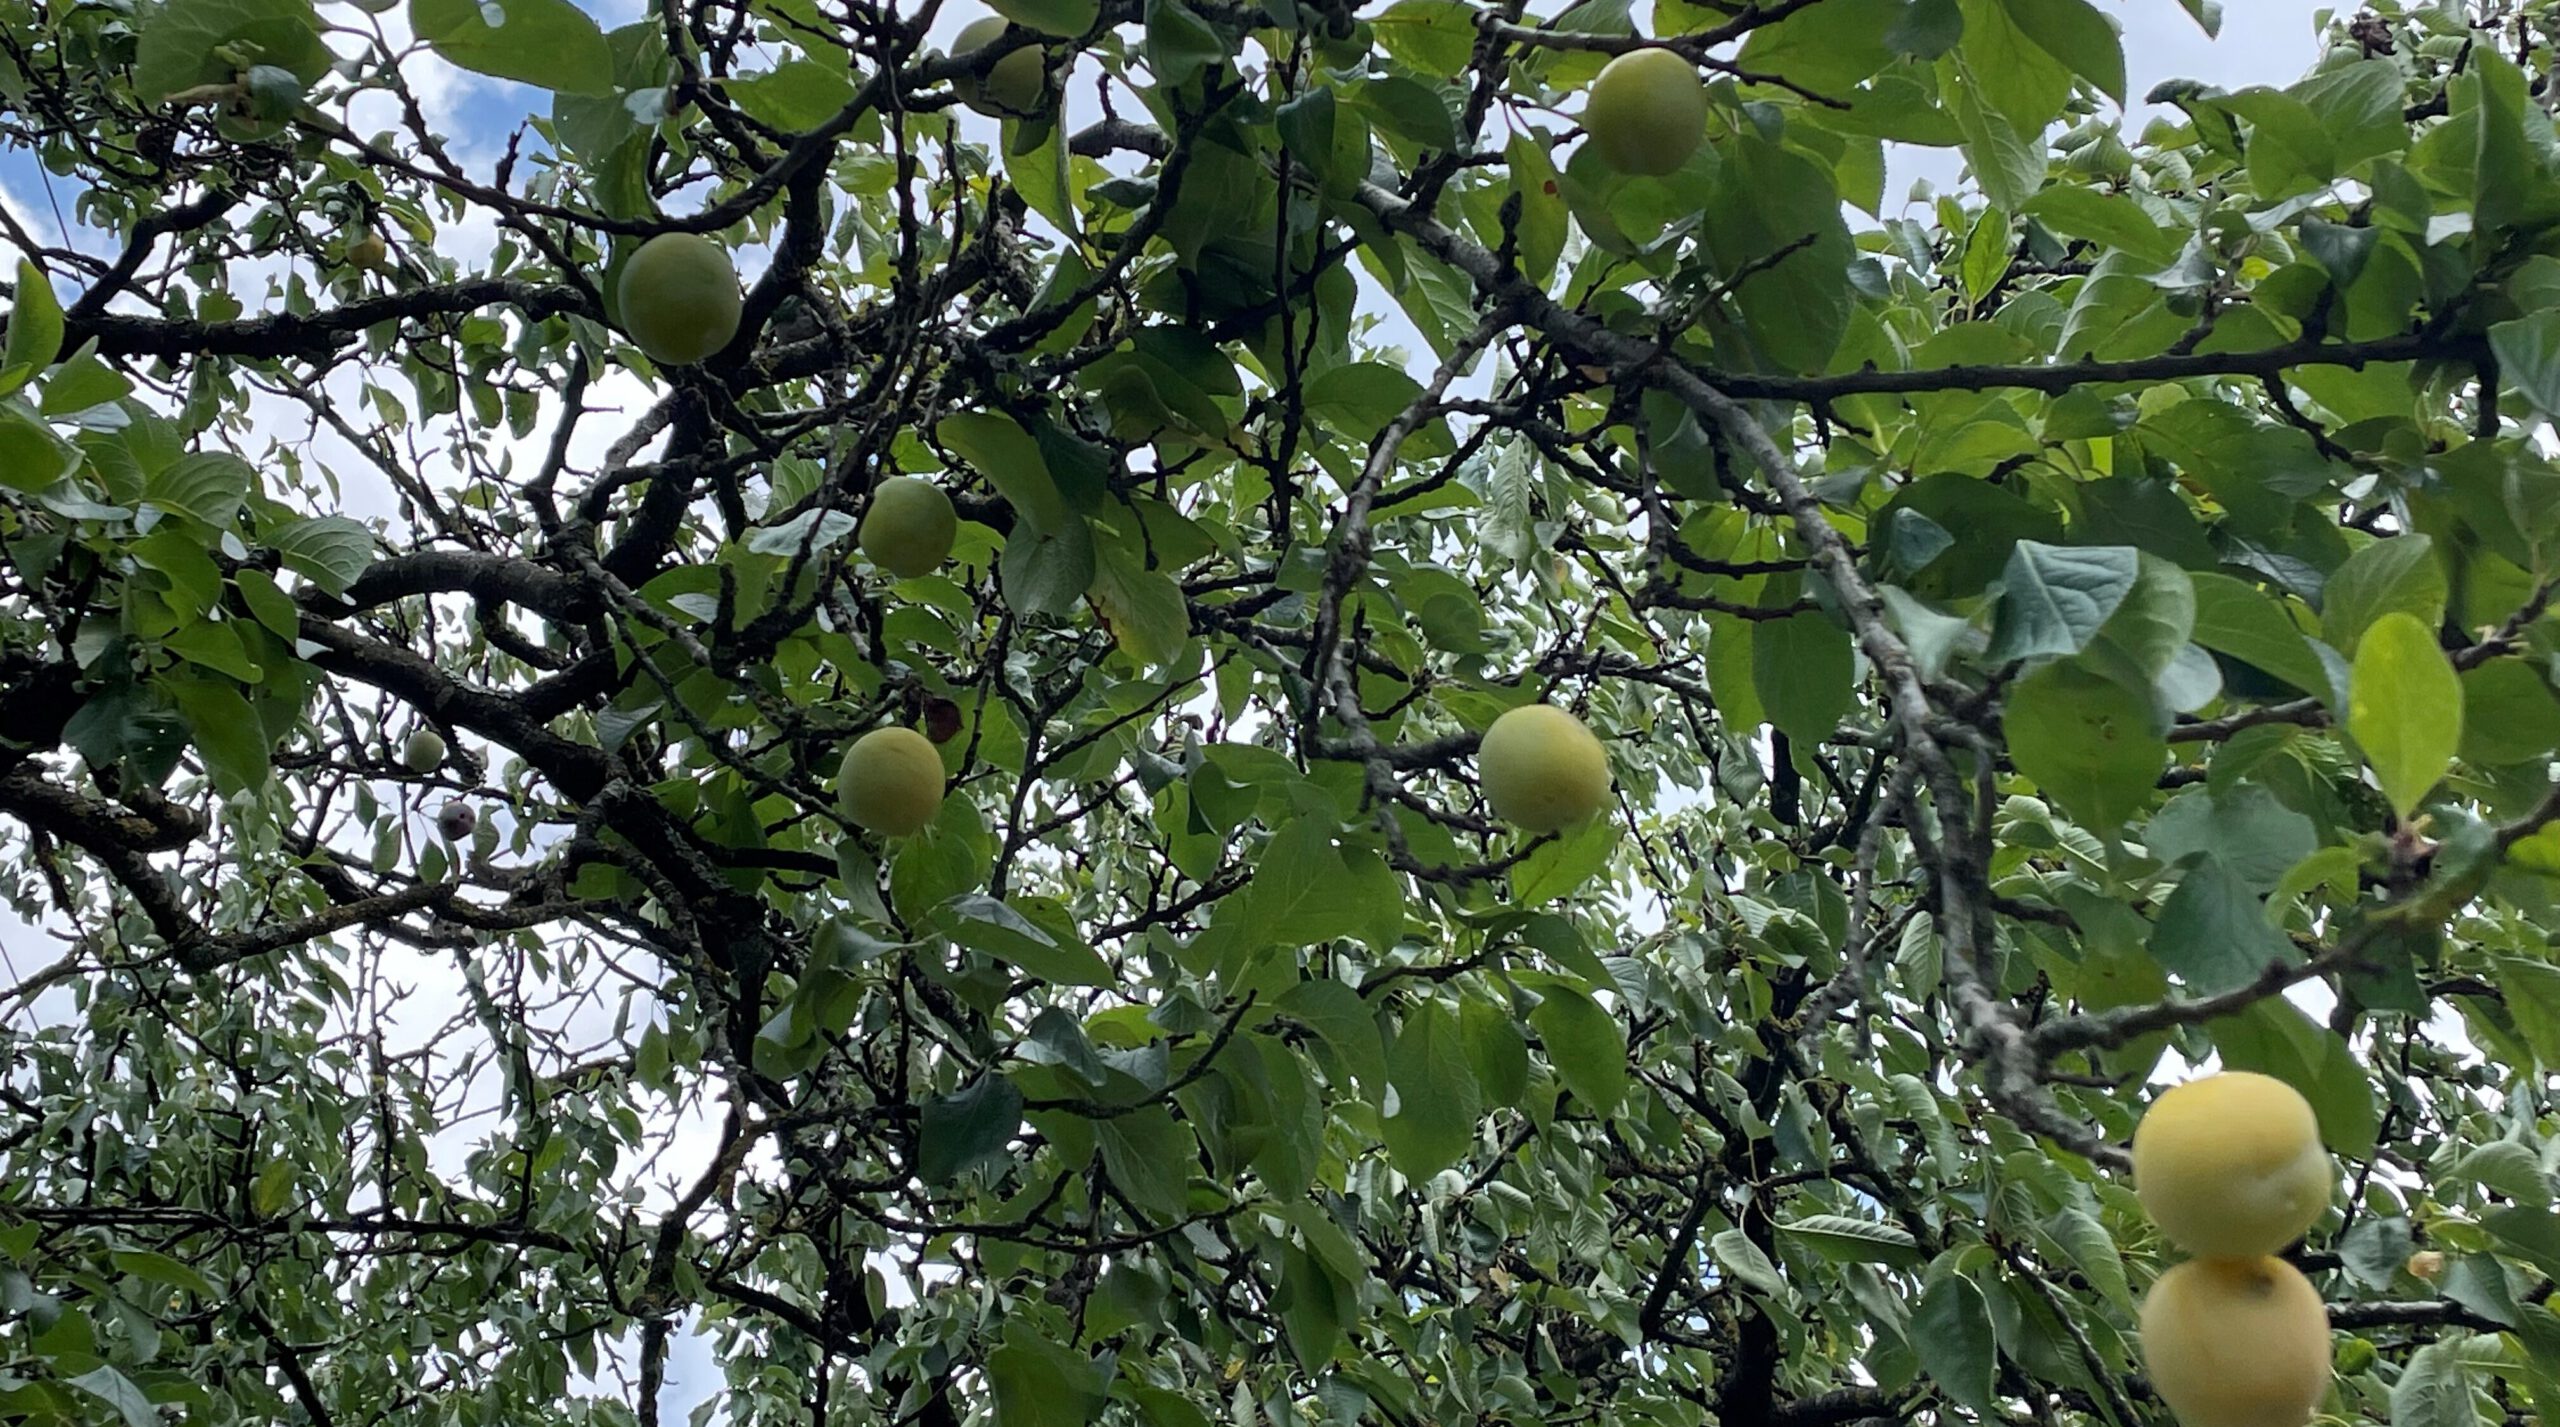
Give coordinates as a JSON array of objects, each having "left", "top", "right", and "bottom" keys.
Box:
[
  {"left": 838, "top": 727, "right": 945, "bottom": 836},
  {"left": 617, "top": 232, "right": 743, "bottom": 367},
  {"left": 401, "top": 728, "right": 446, "bottom": 773},
  {"left": 859, "top": 477, "right": 959, "bottom": 578},
  {"left": 952, "top": 17, "right": 1045, "bottom": 119},
  {"left": 1582, "top": 48, "right": 1707, "bottom": 177},
  {"left": 2139, "top": 1256, "right": 2331, "bottom": 1427},
  {"left": 348, "top": 230, "right": 390, "bottom": 272},
  {"left": 1478, "top": 704, "right": 1611, "bottom": 834},
  {"left": 2134, "top": 1071, "right": 2333, "bottom": 1258}
]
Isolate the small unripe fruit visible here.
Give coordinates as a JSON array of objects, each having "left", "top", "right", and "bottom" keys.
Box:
[
  {"left": 348, "top": 230, "right": 390, "bottom": 271},
  {"left": 838, "top": 727, "right": 946, "bottom": 837},
  {"left": 617, "top": 233, "right": 744, "bottom": 367},
  {"left": 436, "top": 801, "right": 477, "bottom": 841},
  {"left": 859, "top": 477, "right": 959, "bottom": 578},
  {"left": 1477, "top": 704, "right": 1611, "bottom": 834},
  {"left": 952, "top": 17, "right": 1045, "bottom": 119},
  {"left": 922, "top": 696, "right": 964, "bottom": 745},
  {"left": 401, "top": 728, "right": 447, "bottom": 774},
  {"left": 2138, "top": 1256, "right": 2331, "bottom": 1427},
  {"left": 1582, "top": 48, "right": 1707, "bottom": 177},
  {"left": 2133, "top": 1071, "right": 2333, "bottom": 1259},
  {"left": 2406, "top": 1250, "right": 2446, "bottom": 1281}
]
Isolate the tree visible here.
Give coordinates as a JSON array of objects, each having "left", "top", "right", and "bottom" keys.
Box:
[{"left": 6, "top": 0, "right": 2560, "bottom": 1421}]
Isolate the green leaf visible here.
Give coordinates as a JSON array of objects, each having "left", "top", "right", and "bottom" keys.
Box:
[
  {"left": 724, "top": 59, "right": 856, "bottom": 132},
  {"left": 1880, "top": 586, "right": 1976, "bottom": 682},
  {"left": 251, "top": 1157, "right": 296, "bottom": 1216},
  {"left": 1753, "top": 611, "right": 1854, "bottom": 747},
  {"left": 940, "top": 410, "right": 1068, "bottom": 531},
  {"left": 1943, "top": 60, "right": 2045, "bottom": 211},
  {"left": 1735, "top": 0, "right": 1900, "bottom": 91},
  {"left": 1780, "top": 1214, "right": 1924, "bottom": 1269},
  {"left": 2347, "top": 611, "right": 2463, "bottom": 819},
  {"left": 411, "top": 0, "right": 615, "bottom": 94},
  {"left": 2150, "top": 858, "right": 2298, "bottom": 995},
  {"left": 2451, "top": 1140, "right": 2548, "bottom": 1206},
  {"left": 1884, "top": 0, "right": 1961, "bottom": 58},
  {"left": 1355, "top": 74, "right": 1455, "bottom": 152},
  {"left": 1273, "top": 1242, "right": 1349, "bottom": 1366},
  {"left": 1708, "top": 1229, "right": 1790, "bottom": 1302},
  {"left": 1960, "top": 208, "right": 2009, "bottom": 308},
  {"left": 40, "top": 352, "right": 134, "bottom": 415},
  {"left": 2322, "top": 534, "right": 2445, "bottom": 654},
  {"left": 1459, "top": 999, "right": 1529, "bottom": 1106},
  {"left": 2020, "top": 186, "right": 2179, "bottom": 266},
  {"left": 1303, "top": 361, "right": 1426, "bottom": 447},
  {"left": 1505, "top": 134, "right": 1567, "bottom": 285},
  {"left": 889, "top": 796, "right": 994, "bottom": 922},
  {"left": 0, "top": 260, "right": 62, "bottom": 397},
  {"left": 1527, "top": 982, "right": 1625, "bottom": 1116},
  {"left": 988, "top": 0, "right": 1095, "bottom": 35},
  {"left": 1272, "top": 978, "right": 1385, "bottom": 1101},
  {"left": 2469, "top": 53, "right": 2538, "bottom": 234},
  {"left": 1277, "top": 86, "right": 1338, "bottom": 175},
  {"left": 270, "top": 515, "right": 375, "bottom": 595},
  {"left": 2487, "top": 1206, "right": 2560, "bottom": 1282},
  {"left": 165, "top": 621, "right": 265, "bottom": 683},
  {"left": 1001, "top": 515, "right": 1095, "bottom": 618},
  {"left": 1912, "top": 1271, "right": 1997, "bottom": 1415},
  {"left": 2391, "top": 1334, "right": 2477, "bottom": 1427},
  {"left": 2498, "top": 958, "right": 2560, "bottom": 1072},
  {"left": 930, "top": 892, "right": 1114, "bottom": 987},
  {"left": 147, "top": 452, "right": 254, "bottom": 529},
  {"left": 1705, "top": 611, "right": 1765, "bottom": 730},
  {"left": 748, "top": 508, "right": 857, "bottom": 557},
  {"left": 919, "top": 1073, "right": 1024, "bottom": 1182},
  {"left": 162, "top": 674, "right": 271, "bottom": 795},
  {"left": 133, "top": 0, "right": 330, "bottom": 104},
  {"left": 1144, "top": 0, "right": 1224, "bottom": 86},
  {"left": 2218, "top": 89, "right": 2334, "bottom": 199},
  {"left": 2189, "top": 572, "right": 2332, "bottom": 699},
  {"left": 1997, "top": 0, "right": 2122, "bottom": 104},
  {"left": 109, "top": 1248, "right": 217, "bottom": 1297},
  {"left": 987, "top": 1329, "right": 1111, "bottom": 1427},
  {"left": 1096, "top": 1105, "right": 1192, "bottom": 1220},
  {"left": 2492, "top": 311, "right": 2560, "bottom": 418},
  {"left": 2144, "top": 784, "right": 2316, "bottom": 892},
  {"left": 1371, "top": 0, "right": 1474, "bottom": 71},
  {"left": 1699, "top": 135, "right": 1856, "bottom": 373},
  {"left": 1987, "top": 541, "right": 2138, "bottom": 663},
  {"left": 2081, "top": 554, "right": 2196, "bottom": 691},
  {"left": 550, "top": 22, "right": 666, "bottom": 160},
  {"left": 2041, "top": 1208, "right": 2131, "bottom": 1310},
  {"left": 1086, "top": 537, "right": 1189, "bottom": 668},
  {"left": 1382, "top": 999, "right": 1481, "bottom": 1179},
  {"left": 1509, "top": 814, "right": 1618, "bottom": 907},
  {"left": 2293, "top": 60, "right": 2412, "bottom": 173},
  {"left": 0, "top": 404, "right": 78, "bottom": 493},
  {"left": 2004, "top": 662, "right": 2166, "bottom": 832},
  {"left": 1200, "top": 817, "right": 1372, "bottom": 973},
  {"left": 1129, "top": 1387, "right": 1216, "bottom": 1427},
  {"left": 67, "top": 1367, "right": 158, "bottom": 1427},
  {"left": 2461, "top": 659, "right": 2560, "bottom": 766}
]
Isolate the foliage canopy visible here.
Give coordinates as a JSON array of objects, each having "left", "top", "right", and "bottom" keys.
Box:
[{"left": 7, "top": 0, "right": 2560, "bottom": 1423}]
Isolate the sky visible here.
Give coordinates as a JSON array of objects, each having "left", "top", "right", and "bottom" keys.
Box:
[{"left": 0, "top": 0, "right": 2351, "bottom": 1419}]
